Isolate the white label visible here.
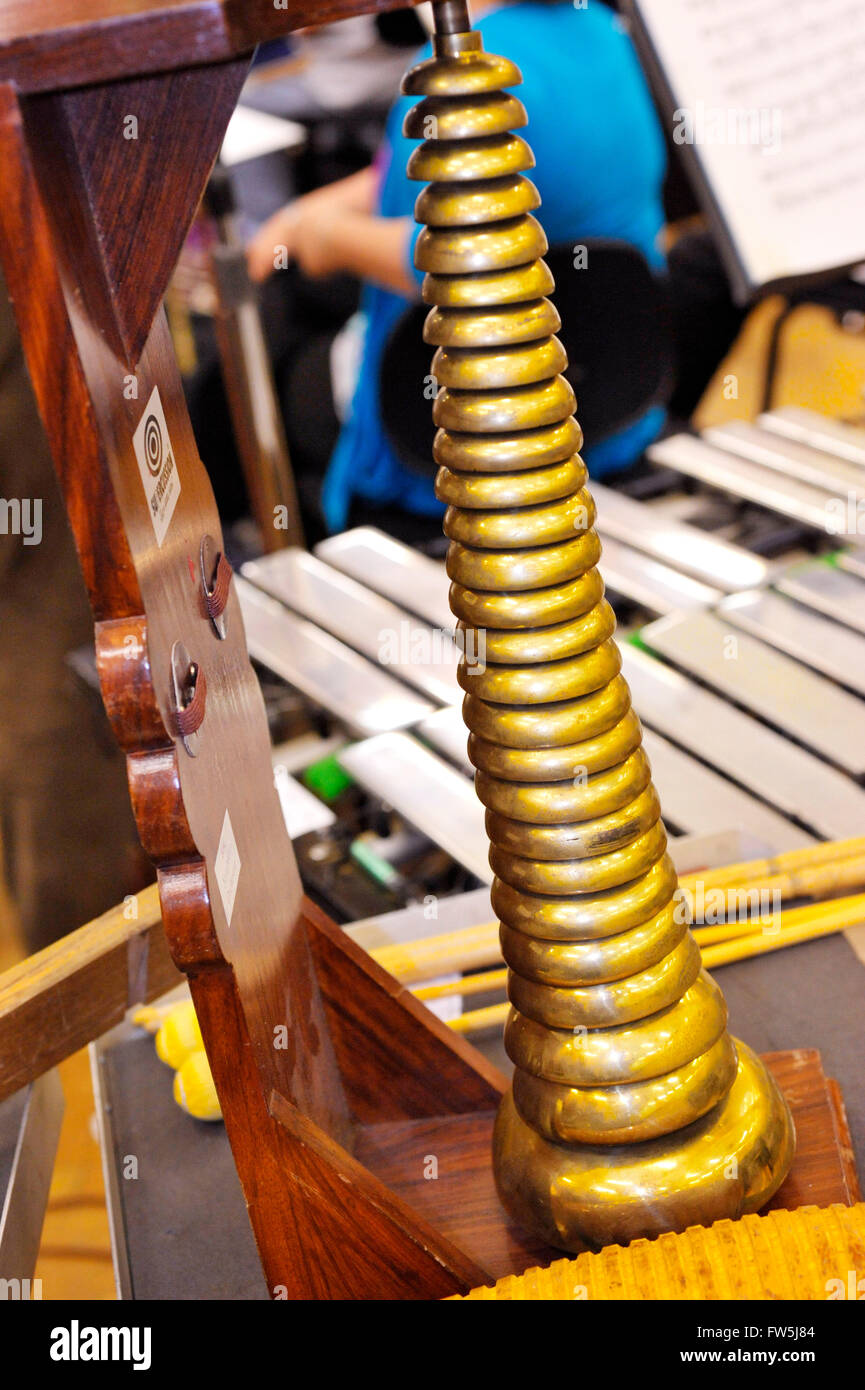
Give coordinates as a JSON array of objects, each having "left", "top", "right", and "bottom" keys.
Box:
[
  {"left": 214, "top": 810, "right": 241, "bottom": 927},
  {"left": 132, "top": 386, "right": 181, "bottom": 547}
]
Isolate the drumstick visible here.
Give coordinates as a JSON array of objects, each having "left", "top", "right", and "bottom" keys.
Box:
[{"left": 677, "top": 836, "right": 865, "bottom": 901}]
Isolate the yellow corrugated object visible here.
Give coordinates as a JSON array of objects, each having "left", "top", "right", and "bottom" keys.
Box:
[{"left": 454, "top": 1204, "right": 865, "bottom": 1300}]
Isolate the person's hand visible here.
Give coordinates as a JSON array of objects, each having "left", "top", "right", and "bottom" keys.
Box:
[
  {"left": 289, "top": 200, "right": 344, "bottom": 279},
  {"left": 247, "top": 202, "right": 301, "bottom": 283},
  {"left": 247, "top": 197, "right": 343, "bottom": 282}
]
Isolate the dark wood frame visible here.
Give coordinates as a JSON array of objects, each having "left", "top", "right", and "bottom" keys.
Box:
[
  {"left": 0, "top": 0, "right": 858, "bottom": 1300},
  {"left": 0, "top": 0, "right": 547, "bottom": 1299}
]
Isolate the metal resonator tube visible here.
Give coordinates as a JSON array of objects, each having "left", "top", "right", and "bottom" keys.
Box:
[{"left": 403, "top": 1, "right": 794, "bottom": 1252}]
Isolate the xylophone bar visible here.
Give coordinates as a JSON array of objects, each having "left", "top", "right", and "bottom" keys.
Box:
[
  {"left": 236, "top": 577, "right": 434, "bottom": 736},
  {"left": 719, "top": 589, "right": 865, "bottom": 697},
  {"left": 705, "top": 420, "right": 865, "bottom": 497},
  {"left": 590, "top": 480, "right": 769, "bottom": 592},
  {"left": 647, "top": 433, "right": 836, "bottom": 531},
  {"left": 597, "top": 534, "right": 722, "bottom": 614},
  {"left": 641, "top": 609, "right": 865, "bottom": 776},
  {"left": 620, "top": 643, "right": 865, "bottom": 840},
  {"left": 759, "top": 406, "right": 865, "bottom": 471},
  {"left": 776, "top": 563, "right": 865, "bottom": 636},
  {"left": 243, "top": 548, "right": 461, "bottom": 705},
  {"left": 315, "top": 526, "right": 454, "bottom": 630},
  {"left": 417, "top": 703, "right": 812, "bottom": 852},
  {"left": 338, "top": 730, "right": 493, "bottom": 883}
]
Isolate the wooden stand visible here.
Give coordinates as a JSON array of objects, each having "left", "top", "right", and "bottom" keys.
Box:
[{"left": 0, "top": 1, "right": 858, "bottom": 1300}]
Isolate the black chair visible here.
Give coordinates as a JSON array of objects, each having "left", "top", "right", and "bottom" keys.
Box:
[{"left": 378, "top": 238, "right": 676, "bottom": 488}]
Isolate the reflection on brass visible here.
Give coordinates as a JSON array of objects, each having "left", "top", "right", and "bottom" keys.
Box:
[{"left": 406, "top": 5, "right": 795, "bottom": 1252}]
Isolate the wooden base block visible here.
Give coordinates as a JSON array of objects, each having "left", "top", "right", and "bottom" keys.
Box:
[{"left": 356, "top": 1048, "right": 859, "bottom": 1283}]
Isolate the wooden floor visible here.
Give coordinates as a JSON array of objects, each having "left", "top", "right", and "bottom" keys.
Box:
[
  {"left": 3, "top": 290, "right": 865, "bottom": 1302},
  {"left": 34, "top": 1050, "right": 115, "bottom": 1301}
]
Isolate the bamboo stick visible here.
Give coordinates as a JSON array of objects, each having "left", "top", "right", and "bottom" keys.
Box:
[
  {"left": 700, "top": 909, "right": 863, "bottom": 968},
  {"left": 692, "top": 893, "right": 865, "bottom": 946},
  {"left": 677, "top": 836, "right": 865, "bottom": 901},
  {"left": 373, "top": 921, "right": 500, "bottom": 983},
  {"left": 415, "top": 967, "right": 508, "bottom": 1001},
  {"left": 449, "top": 1002, "right": 509, "bottom": 1035},
  {"left": 374, "top": 842, "right": 865, "bottom": 987},
  {"left": 444, "top": 892, "right": 865, "bottom": 1034}
]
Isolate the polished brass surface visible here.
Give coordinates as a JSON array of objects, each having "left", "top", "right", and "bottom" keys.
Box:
[{"left": 408, "top": 7, "right": 795, "bottom": 1252}]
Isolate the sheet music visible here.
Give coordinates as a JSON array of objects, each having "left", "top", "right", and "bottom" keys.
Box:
[{"left": 632, "top": 0, "right": 865, "bottom": 289}]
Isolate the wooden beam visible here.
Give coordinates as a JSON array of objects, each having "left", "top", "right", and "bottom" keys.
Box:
[
  {"left": 0, "top": 0, "right": 420, "bottom": 95},
  {"left": 0, "top": 886, "right": 180, "bottom": 1103}
]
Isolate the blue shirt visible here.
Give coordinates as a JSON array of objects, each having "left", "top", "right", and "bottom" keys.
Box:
[{"left": 322, "top": 0, "right": 667, "bottom": 532}]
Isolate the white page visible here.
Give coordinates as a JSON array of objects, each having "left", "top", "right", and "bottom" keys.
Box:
[{"left": 633, "top": 0, "right": 865, "bottom": 288}]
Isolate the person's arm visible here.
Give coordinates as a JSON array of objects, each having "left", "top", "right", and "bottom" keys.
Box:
[
  {"left": 295, "top": 207, "right": 417, "bottom": 296},
  {"left": 247, "top": 167, "right": 380, "bottom": 282}
]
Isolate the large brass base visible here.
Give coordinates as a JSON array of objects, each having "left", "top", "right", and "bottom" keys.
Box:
[{"left": 493, "top": 1042, "right": 795, "bottom": 1253}]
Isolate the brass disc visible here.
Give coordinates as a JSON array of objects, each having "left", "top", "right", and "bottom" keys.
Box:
[
  {"left": 461, "top": 671, "right": 628, "bottom": 747},
  {"left": 462, "top": 598, "right": 614, "bottom": 665},
  {"left": 443, "top": 486, "right": 592, "bottom": 546},
  {"left": 499, "top": 900, "right": 685, "bottom": 986},
  {"left": 511, "top": 1033, "right": 739, "bottom": 1146},
  {"left": 490, "top": 855, "right": 678, "bottom": 941},
  {"left": 506, "top": 932, "right": 701, "bottom": 1030},
  {"left": 475, "top": 747, "right": 652, "bottom": 825},
  {"left": 434, "top": 418, "right": 582, "bottom": 470},
  {"left": 424, "top": 296, "right": 559, "bottom": 346},
  {"left": 489, "top": 819, "right": 668, "bottom": 894},
  {"left": 434, "top": 375, "right": 575, "bottom": 433},
  {"left": 503, "top": 972, "right": 729, "bottom": 1086},
  {"left": 403, "top": 91, "right": 527, "bottom": 142},
  {"left": 416, "top": 174, "right": 540, "bottom": 229},
  {"left": 435, "top": 455, "right": 585, "bottom": 509},
  {"left": 468, "top": 705, "right": 640, "bottom": 781},
  {"left": 423, "top": 259, "right": 555, "bottom": 308}
]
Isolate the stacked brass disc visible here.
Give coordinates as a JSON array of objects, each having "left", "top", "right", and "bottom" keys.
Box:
[{"left": 404, "top": 3, "right": 795, "bottom": 1254}]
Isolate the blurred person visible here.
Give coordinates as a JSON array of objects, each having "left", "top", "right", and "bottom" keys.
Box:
[{"left": 248, "top": 0, "right": 667, "bottom": 535}]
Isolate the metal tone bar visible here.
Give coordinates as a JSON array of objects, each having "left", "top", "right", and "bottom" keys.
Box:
[
  {"left": 759, "top": 407, "right": 865, "bottom": 470},
  {"left": 236, "top": 576, "right": 434, "bottom": 737},
  {"left": 839, "top": 546, "right": 865, "bottom": 581},
  {"left": 418, "top": 706, "right": 472, "bottom": 774},
  {"left": 243, "top": 548, "right": 460, "bottom": 705},
  {"left": 272, "top": 764, "right": 336, "bottom": 839},
  {"left": 642, "top": 610, "right": 865, "bottom": 775},
  {"left": 776, "top": 564, "right": 865, "bottom": 637},
  {"left": 270, "top": 733, "right": 346, "bottom": 777},
  {"left": 418, "top": 703, "right": 810, "bottom": 851},
  {"left": 620, "top": 643, "right": 865, "bottom": 839},
  {"left": 338, "top": 732, "right": 491, "bottom": 883},
  {"left": 647, "top": 434, "right": 836, "bottom": 532},
  {"left": 314, "top": 526, "right": 454, "bottom": 630},
  {"left": 720, "top": 590, "right": 865, "bottom": 698},
  {"left": 641, "top": 729, "right": 813, "bottom": 851},
  {"left": 705, "top": 421, "right": 865, "bottom": 497},
  {"left": 598, "top": 534, "right": 722, "bottom": 614},
  {"left": 0, "top": 1069, "right": 64, "bottom": 1286},
  {"left": 591, "top": 481, "right": 768, "bottom": 592}
]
